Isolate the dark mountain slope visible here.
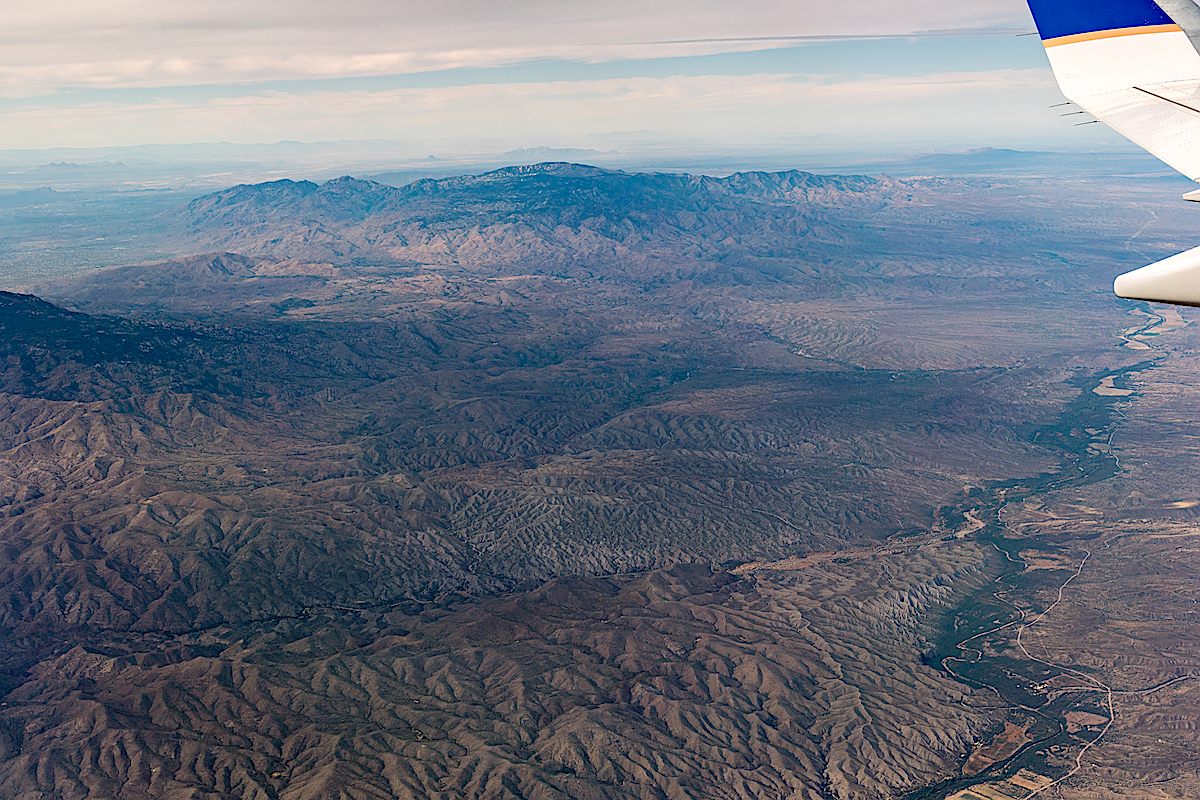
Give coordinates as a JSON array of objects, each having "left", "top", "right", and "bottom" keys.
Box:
[{"left": 0, "top": 291, "right": 209, "bottom": 399}]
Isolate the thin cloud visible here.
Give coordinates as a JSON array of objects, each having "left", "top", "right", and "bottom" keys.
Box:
[
  {"left": 0, "top": 1, "right": 1063, "bottom": 150},
  {"left": 647, "top": 28, "right": 1036, "bottom": 46},
  {"left": 3, "top": 0, "right": 1031, "bottom": 94}
]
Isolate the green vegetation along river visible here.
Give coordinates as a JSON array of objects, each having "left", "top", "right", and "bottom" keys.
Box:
[{"left": 907, "top": 306, "right": 1169, "bottom": 800}]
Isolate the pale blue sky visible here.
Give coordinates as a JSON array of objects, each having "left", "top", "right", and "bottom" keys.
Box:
[{"left": 0, "top": 0, "right": 1137, "bottom": 156}]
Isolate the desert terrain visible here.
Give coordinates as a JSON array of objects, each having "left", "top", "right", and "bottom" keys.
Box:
[{"left": 0, "top": 163, "right": 1198, "bottom": 798}]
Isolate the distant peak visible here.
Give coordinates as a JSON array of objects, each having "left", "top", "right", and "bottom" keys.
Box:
[
  {"left": 483, "top": 162, "right": 616, "bottom": 178},
  {"left": 320, "top": 175, "right": 391, "bottom": 190},
  {"left": 248, "top": 178, "right": 319, "bottom": 190},
  {"left": 194, "top": 179, "right": 320, "bottom": 205}
]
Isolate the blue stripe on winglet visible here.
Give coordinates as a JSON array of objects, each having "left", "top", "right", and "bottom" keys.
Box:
[{"left": 1027, "top": 0, "right": 1175, "bottom": 40}]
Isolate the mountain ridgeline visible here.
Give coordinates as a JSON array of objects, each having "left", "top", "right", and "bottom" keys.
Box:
[{"left": 184, "top": 163, "right": 921, "bottom": 275}]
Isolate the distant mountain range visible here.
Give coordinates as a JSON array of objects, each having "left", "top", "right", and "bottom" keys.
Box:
[
  {"left": 184, "top": 162, "right": 916, "bottom": 274},
  {"left": 853, "top": 146, "right": 1186, "bottom": 180},
  {"left": 47, "top": 159, "right": 1142, "bottom": 320}
]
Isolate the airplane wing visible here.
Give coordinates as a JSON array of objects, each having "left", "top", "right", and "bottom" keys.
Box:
[{"left": 1027, "top": 0, "right": 1200, "bottom": 306}]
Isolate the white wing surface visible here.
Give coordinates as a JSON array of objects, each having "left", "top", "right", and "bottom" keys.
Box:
[{"left": 1028, "top": 0, "right": 1200, "bottom": 305}]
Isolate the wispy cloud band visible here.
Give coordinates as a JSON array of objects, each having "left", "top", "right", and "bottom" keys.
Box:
[{"left": 0, "top": 0, "right": 1088, "bottom": 153}]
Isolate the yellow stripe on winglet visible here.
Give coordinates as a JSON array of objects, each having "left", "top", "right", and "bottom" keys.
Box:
[{"left": 1044, "top": 24, "right": 1183, "bottom": 48}]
